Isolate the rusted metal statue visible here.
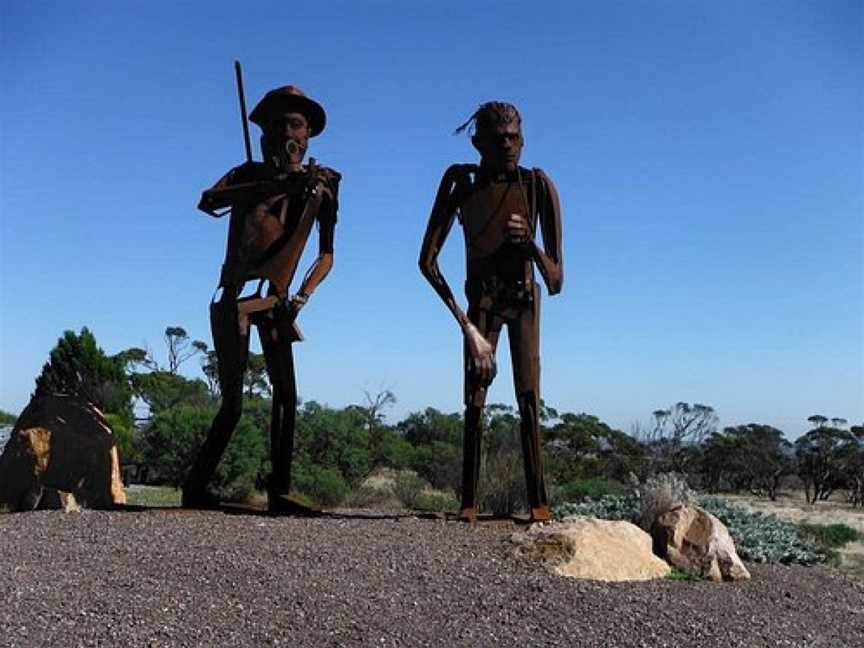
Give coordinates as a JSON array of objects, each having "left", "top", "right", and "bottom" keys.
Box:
[
  {"left": 419, "top": 102, "right": 563, "bottom": 523},
  {"left": 183, "top": 64, "right": 340, "bottom": 513}
]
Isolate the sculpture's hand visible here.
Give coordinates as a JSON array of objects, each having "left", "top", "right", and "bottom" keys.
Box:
[
  {"left": 463, "top": 321, "right": 496, "bottom": 385},
  {"left": 286, "top": 292, "right": 308, "bottom": 319},
  {"left": 505, "top": 213, "right": 531, "bottom": 246}
]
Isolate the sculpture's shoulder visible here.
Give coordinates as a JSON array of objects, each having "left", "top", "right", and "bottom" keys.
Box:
[
  {"left": 530, "top": 166, "right": 558, "bottom": 193},
  {"left": 443, "top": 163, "right": 478, "bottom": 186},
  {"left": 209, "top": 161, "right": 270, "bottom": 190}
]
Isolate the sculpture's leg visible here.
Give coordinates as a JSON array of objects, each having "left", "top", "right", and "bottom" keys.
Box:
[
  {"left": 182, "top": 294, "right": 249, "bottom": 508},
  {"left": 460, "top": 304, "right": 502, "bottom": 522},
  {"left": 509, "top": 286, "right": 550, "bottom": 521},
  {"left": 257, "top": 310, "right": 298, "bottom": 513}
]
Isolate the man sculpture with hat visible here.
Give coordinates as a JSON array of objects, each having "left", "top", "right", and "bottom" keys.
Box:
[
  {"left": 419, "top": 101, "right": 563, "bottom": 523},
  {"left": 183, "top": 83, "right": 340, "bottom": 513}
]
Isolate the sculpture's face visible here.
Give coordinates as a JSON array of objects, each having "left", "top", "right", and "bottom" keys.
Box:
[
  {"left": 473, "top": 121, "right": 523, "bottom": 173},
  {"left": 263, "top": 111, "right": 310, "bottom": 170}
]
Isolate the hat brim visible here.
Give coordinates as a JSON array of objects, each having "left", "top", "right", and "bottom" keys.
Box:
[{"left": 249, "top": 94, "right": 326, "bottom": 137}]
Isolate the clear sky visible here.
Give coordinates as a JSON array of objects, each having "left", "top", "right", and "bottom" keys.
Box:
[{"left": 1, "top": 1, "right": 862, "bottom": 439}]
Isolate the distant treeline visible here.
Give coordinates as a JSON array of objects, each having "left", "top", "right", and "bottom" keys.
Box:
[{"left": 11, "top": 327, "right": 864, "bottom": 511}]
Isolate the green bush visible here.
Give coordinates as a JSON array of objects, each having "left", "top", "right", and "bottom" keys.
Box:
[
  {"left": 393, "top": 471, "right": 426, "bottom": 509},
  {"left": 479, "top": 448, "right": 525, "bottom": 515},
  {"left": 552, "top": 478, "right": 628, "bottom": 504},
  {"left": 415, "top": 491, "right": 459, "bottom": 512},
  {"left": 798, "top": 523, "right": 861, "bottom": 548},
  {"left": 344, "top": 484, "right": 395, "bottom": 508},
  {"left": 699, "top": 497, "right": 829, "bottom": 564},
  {"left": 293, "top": 463, "right": 349, "bottom": 507},
  {"left": 137, "top": 404, "right": 265, "bottom": 502},
  {"left": 555, "top": 486, "right": 835, "bottom": 565},
  {"left": 554, "top": 494, "right": 639, "bottom": 522}
]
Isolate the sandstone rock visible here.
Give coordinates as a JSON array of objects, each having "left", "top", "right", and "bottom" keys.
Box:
[
  {"left": 652, "top": 505, "right": 751, "bottom": 582},
  {"left": 0, "top": 395, "right": 126, "bottom": 512},
  {"left": 513, "top": 517, "right": 671, "bottom": 581}
]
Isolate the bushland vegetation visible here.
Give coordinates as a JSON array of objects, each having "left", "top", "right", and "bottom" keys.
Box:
[{"left": 12, "top": 328, "right": 864, "bottom": 519}]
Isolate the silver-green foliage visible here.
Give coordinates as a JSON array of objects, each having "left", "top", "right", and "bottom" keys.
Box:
[
  {"left": 554, "top": 474, "right": 830, "bottom": 564},
  {"left": 554, "top": 494, "right": 639, "bottom": 522},
  {"left": 634, "top": 472, "right": 697, "bottom": 530},
  {"left": 699, "top": 497, "right": 828, "bottom": 564}
]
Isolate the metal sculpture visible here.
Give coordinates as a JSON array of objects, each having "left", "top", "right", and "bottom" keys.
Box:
[
  {"left": 419, "top": 102, "right": 563, "bottom": 523},
  {"left": 183, "top": 63, "right": 340, "bottom": 513}
]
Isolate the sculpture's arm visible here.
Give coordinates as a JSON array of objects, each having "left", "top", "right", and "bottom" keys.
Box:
[
  {"left": 197, "top": 163, "right": 257, "bottom": 217},
  {"left": 532, "top": 169, "right": 564, "bottom": 296},
  {"left": 290, "top": 170, "right": 340, "bottom": 314},
  {"left": 419, "top": 166, "right": 495, "bottom": 384}
]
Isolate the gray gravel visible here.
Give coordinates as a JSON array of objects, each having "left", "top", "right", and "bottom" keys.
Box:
[{"left": 1, "top": 510, "right": 862, "bottom": 647}]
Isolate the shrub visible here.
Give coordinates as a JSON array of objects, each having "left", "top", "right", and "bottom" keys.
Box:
[
  {"left": 344, "top": 484, "right": 396, "bottom": 508},
  {"left": 393, "top": 471, "right": 426, "bottom": 509},
  {"left": 415, "top": 490, "right": 459, "bottom": 512},
  {"left": 555, "top": 480, "right": 834, "bottom": 565},
  {"left": 479, "top": 448, "right": 525, "bottom": 516},
  {"left": 552, "top": 478, "right": 628, "bottom": 504},
  {"left": 798, "top": 523, "right": 861, "bottom": 548},
  {"left": 293, "top": 463, "right": 349, "bottom": 507},
  {"left": 554, "top": 494, "right": 639, "bottom": 522},
  {"left": 635, "top": 472, "right": 697, "bottom": 530},
  {"left": 699, "top": 497, "right": 829, "bottom": 564}
]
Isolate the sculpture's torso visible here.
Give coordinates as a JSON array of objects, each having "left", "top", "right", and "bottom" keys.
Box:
[
  {"left": 207, "top": 162, "right": 339, "bottom": 297},
  {"left": 455, "top": 166, "right": 537, "bottom": 299}
]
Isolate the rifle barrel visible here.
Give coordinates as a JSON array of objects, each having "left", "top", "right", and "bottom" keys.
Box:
[{"left": 234, "top": 60, "right": 253, "bottom": 163}]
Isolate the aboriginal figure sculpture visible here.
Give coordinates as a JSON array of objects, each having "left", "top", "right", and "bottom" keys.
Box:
[
  {"left": 183, "top": 65, "right": 340, "bottom": 513},
  {"left": 419, "top": 102, "right": 563, "bottom": 523}
]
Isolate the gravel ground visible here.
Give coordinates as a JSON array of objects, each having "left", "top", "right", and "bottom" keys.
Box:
[{"left": 1, "top": 510, "right": 862, "bottom": 648}]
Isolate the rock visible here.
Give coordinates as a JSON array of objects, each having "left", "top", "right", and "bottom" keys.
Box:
[
  {"left": 513, "top": 517, "right": 671, "bottom": 581},
  {"left": 0, "top": 395, "right": 126, "bottom": 512},
  {"left": 652, "top": 505, "right": 751, "bottom": 582}
]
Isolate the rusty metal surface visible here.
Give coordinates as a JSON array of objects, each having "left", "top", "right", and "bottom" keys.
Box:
[
  {"left": 182, "top": 65, "right": 339, "bottom": 513},
  {"left": 419, "top": 102, "right": 564, "bottom": 523}
]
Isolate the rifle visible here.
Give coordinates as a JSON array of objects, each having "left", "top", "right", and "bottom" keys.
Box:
[{"left": 235, "top": 60, "right": 253, "bottom": 163}]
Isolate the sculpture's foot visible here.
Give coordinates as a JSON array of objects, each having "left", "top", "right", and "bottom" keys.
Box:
[
  {"left": 457, "top": 506, "right": 479, "bottom": 523},
  {"left": 530, "top": 505, "right": 552, "bottom": 523},
  {"left": 268, "top": 492, "right": 321, "bottom": 516},
  {"left": 181, "top": 487, "right": 221, "bottom": 510}
]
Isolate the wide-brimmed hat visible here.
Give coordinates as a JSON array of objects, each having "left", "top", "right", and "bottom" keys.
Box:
[{"left": 249, "top": 85, "right": 326, "bottom": 137}]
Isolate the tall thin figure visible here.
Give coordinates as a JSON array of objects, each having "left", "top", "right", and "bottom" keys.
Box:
[
  {"left": 183, "top": 85, "right": 340, "bottom": 513},
  {"left": 419, "top": 102, "right": 563, "bottom": 522}
]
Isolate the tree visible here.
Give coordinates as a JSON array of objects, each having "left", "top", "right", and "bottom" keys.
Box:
[
  {"left": 129, "top": 371, "right": 212, "bottom": 416},
  {"left": 807, "top": 415, "right": 828, "bottom": 429},
  {"left": 640, "top": 402, "right": 718, "bottom": 473},
  {"left": 138, "top": 403, "right": 265, "bottom": 501},
  {"left": 201, "top": 350, "right": 220, "bottom": 398},
  {"left": 34, "top": 327, "right": 132, "bottom": 421},
  {"left": 243, "top": 352, "right": 271, "bottom": 398},
  {"left": 702, "top": 425, "right": 792, "bottom": 499},
  {"left": 795, "top": 424, "right": 857, "bottom": 504},
  {"left": 0, "top": 409, "right": 17, "bottom": 426},
  {"left": 361, "top": 388, "right": 396, "bottom": 455},
  {"left": 164, "top": 327, "right": 208, "bottom": 375}
]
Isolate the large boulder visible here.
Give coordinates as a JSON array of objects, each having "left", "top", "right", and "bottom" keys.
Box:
[
  {"left": 0, "top": 395, "right": 126, "bottom": 511},
  {"left": 513, "top": 517, "right": 672, "bottom": 581},
  {"left": 652, "top": 505, "right": 750, "bottom": 582}
]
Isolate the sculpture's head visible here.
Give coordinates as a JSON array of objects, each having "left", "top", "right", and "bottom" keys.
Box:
[
  {"left": 249, "top": 86, "right": 326, "bottom": 171},
  {"left": 456, "top": 101, "right": 523, "bottom": 173}
]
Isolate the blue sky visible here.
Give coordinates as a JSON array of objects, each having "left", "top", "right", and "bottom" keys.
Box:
[{"left": 1, "top": 1, "right": 861, "bottom": 438}]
